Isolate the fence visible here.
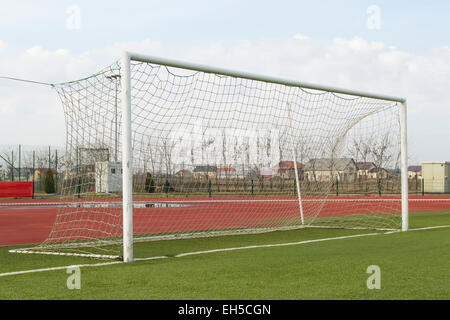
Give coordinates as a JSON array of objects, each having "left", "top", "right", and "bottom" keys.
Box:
[
  {"left": 133, "top": 175, "right": 424, "bottom": 197},
  {"left": 0, "top": 145, "right": 64, "bottom": 195}
]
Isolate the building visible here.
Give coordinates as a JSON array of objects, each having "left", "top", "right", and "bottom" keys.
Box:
[
  {"left": 408, "top": 165, "right": 422, "bottom": 179},
  {"left": 422, "top": 162, "right": 449, "bottom": 193},
  {"left": 275, "top": 161, "right": 304, "bottom": 179},
  {"left": 216, "top": 167, "right": 236, "bottom": 179},
  {"left": 193, "top": 165, "right": 217, "bottom": 179},
  {"left": 95, "top": 161, "right": 122, "bottom": 193},
  {"left": 304, "top": 158, "right": 358, "bottom": 182},
  {"left": 367, "top": 167, "right": 391, "bottom": 179},
  {"left": 176, "top": 169, "right": 192, "bottom": 177},
  {"left": 356, "top": 162, "right": 377, "bottom": 178}
]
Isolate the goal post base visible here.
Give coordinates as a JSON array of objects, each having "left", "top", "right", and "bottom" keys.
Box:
[{"left": 9, "top": 248, "right": 120, "bottom": 260}]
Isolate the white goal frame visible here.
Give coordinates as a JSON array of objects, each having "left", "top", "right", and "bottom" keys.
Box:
[{"left": 120, "top": 51, "right": 408, "bottom": 263}]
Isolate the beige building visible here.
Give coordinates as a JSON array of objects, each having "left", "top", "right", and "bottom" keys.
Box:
[
  {"left": 422, "top": 162, "right": 449, "bottom": 193},
  {"left": 216, "top": 167, "right": 236, "bottom": 179},
  {"left": 304, "top": 158, "right": 357, "bottom": 182},
  {"left": 193, "top": 165, "right": 217, "bottom": 179},
  {"left": 356, "top": 162, "right": 377, "bottom": 178},
  {"left": 408, "top": 165, "right": 422, "bottom": 179},
  {"left": 367, "top": 167, "right": 391, "bottom": 180}
]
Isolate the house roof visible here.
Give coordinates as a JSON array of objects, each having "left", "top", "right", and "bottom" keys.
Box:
[
  {"left": 356, "top": 162, "right": 376, "bottom": 170},
  {"left": 408, "top": 165, "right": 421, "bottom": 172},
  {"left": 193, "top": 165, "right": 217, "bottom": 172},
  {"left": 368, "top": 167, "right": 389, "bottom": 174},
  {"left": 217, "top": 167, "right": 235, "bottom": 172},
  {"left": 278, "top": 161, "right": 305, "bottom": 169},
  {"left": 304, "top": 158, "right": 356, "bottom": 171},
  {"left": 176, "top": 169, "right": 192, "bottom": 174}
]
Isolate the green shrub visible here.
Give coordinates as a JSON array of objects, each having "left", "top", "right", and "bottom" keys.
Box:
[
  {"left": 44, "top": 169, "right": 56, "bottom": 194},
  {"left": 144, "top": 172, "right": 155, "bottom": 193}
]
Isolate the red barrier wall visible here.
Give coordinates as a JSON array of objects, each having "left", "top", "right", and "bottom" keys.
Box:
[{"left": 0, "top": 181, "right": 33, "bottom": 198}]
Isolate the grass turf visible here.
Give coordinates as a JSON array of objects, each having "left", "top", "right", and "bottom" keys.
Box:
[{"left": 0, "top": 211, "right": 449, "bottom": 299}]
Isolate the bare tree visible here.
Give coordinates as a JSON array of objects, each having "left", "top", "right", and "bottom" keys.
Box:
[
  {"left": 371, "top": 133, "right": 395, "bottom": 181},
  {"left": 348, "top": 136, "right": 373, "bottom": 165},
  {"left": 265, "top": 130, "right": 272, "bottom": 168},
  {"left": 160, "top": 137, "right": 177, "bottom": 177}
]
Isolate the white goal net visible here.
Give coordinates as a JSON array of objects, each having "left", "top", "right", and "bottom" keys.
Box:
[{"left": 17, "top": 53, "right": 408, "bottom": 260}]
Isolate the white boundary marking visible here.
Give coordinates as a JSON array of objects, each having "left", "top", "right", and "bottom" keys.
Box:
[
  {"left": 0, "top": 261, "right": 122, "bottom": 277},
  {"left": 174, "top": 232, "right": 380, "bottom": 258},
  {"left": 2, "top": 225, "right": 449, "bottom": 278},
  {"left": 0, "top": 256, "right": 169, "bottom": 277}
]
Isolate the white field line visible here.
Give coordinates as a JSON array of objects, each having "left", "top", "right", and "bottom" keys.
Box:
[
  {"left": 0, "top": 255, "right": 169, "bottom": 277},
  {"left": 174, "top": 232, "right": 381, "bottom": 257},
  {"left": 0, "top": 261, "right": 123, "bottom": 277},
  {"left": 408, "top": 225, "right": 450, "bottom": 231},
  {"left": 2, "top": 225, "right": 450, "bottom": 278},
  {"left": 374, "top": 225, "right": 450, "bottom": 234},
  {"left": 8, "top": 249, "right": 120, "bottom": 259}
]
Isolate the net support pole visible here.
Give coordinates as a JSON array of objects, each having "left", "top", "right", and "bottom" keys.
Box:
[
  {"left": 400, "top": 101, "right": 409, "bottom": 231},
  {"left": 286, "top": 103, "right": 305, "bottom": 225},
  {"left": 121, "top": 52, "right": 134, "bottom": 262}
]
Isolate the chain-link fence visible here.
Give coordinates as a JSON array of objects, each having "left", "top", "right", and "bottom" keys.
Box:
[{"left": 0, "top": 145, "right": 65, "bottom": 194}]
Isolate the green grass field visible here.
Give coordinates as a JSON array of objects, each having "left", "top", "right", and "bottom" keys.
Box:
[{"left": 1, "top": 211, "right": 449, "bottom": 300}]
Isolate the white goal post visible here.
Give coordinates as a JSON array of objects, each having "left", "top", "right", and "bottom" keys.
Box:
[
  {"left": 10, "top": 51, "right": 408, "bottom": 262},
  {"left": 120, "top": 51, "right": 408, "bottom": 263}
]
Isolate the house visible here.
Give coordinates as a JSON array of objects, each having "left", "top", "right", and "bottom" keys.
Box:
[
  {"left": 356, "top": 162, "right": 377, "bottom": 178},
  {"left": 304, "top": 158, "right": 357, "bottom": 182},
  {"left": 275, "top": 161, "right": 304, "bottom": 179},
  {"left": 408, "top": 165, "right": 422, "bottom": 179},
  {"left": 193, "top": 165, "right": 217, "bottom": 179},
  {"left": 367, "top": 167, "right": 391, "bottom": 180},
  {"left": 176, "top": 169, "right": 192, "bottom": 177},
  {"left": 216, "top": 167, "right": 236, "bottom": 179}
]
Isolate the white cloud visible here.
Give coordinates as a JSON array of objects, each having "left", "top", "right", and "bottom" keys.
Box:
[
  {"left": 0, "top": 37, "right": 449, "bottom": 162},
  {"left": 293, "top": 33, "right": 309, "bottom": 41}
]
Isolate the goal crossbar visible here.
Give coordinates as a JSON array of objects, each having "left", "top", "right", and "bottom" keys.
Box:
[{"left": 127, "top": 52, "right": 406, "bottom": 103}]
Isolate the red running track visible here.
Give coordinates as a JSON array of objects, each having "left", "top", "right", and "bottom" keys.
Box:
[{"left": 1, "top": 196, "right": 449, "bottom": 247}]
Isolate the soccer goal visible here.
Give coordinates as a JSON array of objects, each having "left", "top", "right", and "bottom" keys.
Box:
[{"left": 11, "top": 52, "right": 408, "bottom": 261}]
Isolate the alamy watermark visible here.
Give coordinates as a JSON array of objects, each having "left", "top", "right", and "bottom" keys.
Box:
[
  {"left": 66, "top": 5, "right": 81, "bottom": 30},
  {"left": 366, "top": 5, "right": 381, "bottom": 30},
  {"left": 66, "top": 266, "right": 81, "bottom": 290},
  {"left": 366, "top": 265, "right": 381, "bottom": 289}
]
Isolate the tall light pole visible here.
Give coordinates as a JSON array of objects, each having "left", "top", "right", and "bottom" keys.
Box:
[{"left": 106, "top": 74, "right": 121, "bottom": 163}]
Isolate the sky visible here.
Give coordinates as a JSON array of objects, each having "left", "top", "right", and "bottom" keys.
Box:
[{"left": 0, "top": 0, "right": 449, "bottom": 165}]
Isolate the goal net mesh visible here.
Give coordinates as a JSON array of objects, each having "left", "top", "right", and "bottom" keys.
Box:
[{"left": 31, "top": 59, "right": 402, "bottom": 258}]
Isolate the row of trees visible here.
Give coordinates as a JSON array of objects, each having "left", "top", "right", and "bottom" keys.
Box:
[
  {"left": 0, "top": 128, "right": 399, "bottom": 195},
  {"left": 138, "top": 131, "right": 399, "bottom": 182}
]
